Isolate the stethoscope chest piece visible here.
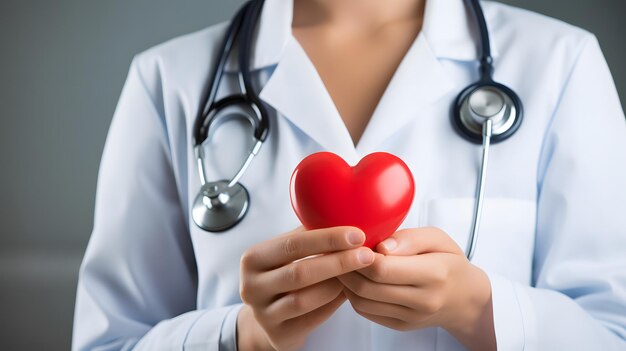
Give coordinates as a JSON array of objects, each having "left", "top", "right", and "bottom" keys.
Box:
[
  {"left": 191, "top": 0, "right": 525, "bottom": 261},
  {"left": 192, "top": 180, "right": 250, "bottom": 232},
  {"left": 454, "top": 82, "right": 523, "bottom": 143},
  {"left": 191, "top": 0, "right": 268, "bottom": 233}
]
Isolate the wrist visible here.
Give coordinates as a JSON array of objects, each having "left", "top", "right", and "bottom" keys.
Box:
[
  {"left": 236, "top": 305, "right": 273, "bottom": 351},
  {"left": 445, "top": 265, "right": 496, "bottom": 351}
]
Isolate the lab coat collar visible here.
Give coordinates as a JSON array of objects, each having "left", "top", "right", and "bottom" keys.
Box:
[
  {"left": 227, "top": 0, "right": 497, "bottom": 162},
  {"left": 223, "top": 0, "right": 293, "bottom": 73},
  {"left": 259, "top": 37, "right": 363, "bottom": 163},
  {"left": 421, "top": 0, "right": 500, "bottom": 61},
  {"left": 258, "top": 27, "right": 455, "bottom": 162},
  {"left": 224, "top": 0, "right": 499, "bottom": 72}
]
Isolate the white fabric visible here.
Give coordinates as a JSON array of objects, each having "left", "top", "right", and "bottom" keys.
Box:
[{"left": 72, "top": 0, "right": 626, "bottom": 350}]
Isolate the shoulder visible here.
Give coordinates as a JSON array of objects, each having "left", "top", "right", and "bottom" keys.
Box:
[
  {"left": 115, "top": 19, "right": 234, "bottom": 134},
  {"left": 127, "top": 20, "right": 231, "bottom": 98},
  {"left": 136, "top": 21, "right": 229, "bottom": 63},
  {"left": 483, "top": 1, "right": 592, "bottom": 43},
  {"left": 483, "top": 1, "right": 597, "bottom": 67},
  {"left": 134, "top": 20, "right": 229, "bottom": 72},
  {"left": 481, "top": 0, "right": 607, "bottom": 109}
]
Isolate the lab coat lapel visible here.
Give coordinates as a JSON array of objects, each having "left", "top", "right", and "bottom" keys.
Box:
[
  {"left": 355, "top": 0, "right": 502, "bottom": 154},
  {"left": 259, "top": 37, "right": 359, "bottom": 164},
  {"left": 355, "top": 33, "right": 455, "bottom": 155},
  {"left": 248, "top": 0, "right": 500, "bottom": 161},
  {"left": 422, "top": 0, "right": 500, "bottom": 60}
]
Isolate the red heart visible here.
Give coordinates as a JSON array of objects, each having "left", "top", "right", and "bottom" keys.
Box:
[{"left": 289, "top": 152, "right": 415, "bottom": 249}]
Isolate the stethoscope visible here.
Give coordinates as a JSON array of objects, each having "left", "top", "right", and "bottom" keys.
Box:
[{"left": 192, "top": 0, "right": 523, "bottom": 260}]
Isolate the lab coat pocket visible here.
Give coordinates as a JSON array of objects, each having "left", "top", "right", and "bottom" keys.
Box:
[{"left": 423, "top": 197, "right": 536, "bottom": 284}]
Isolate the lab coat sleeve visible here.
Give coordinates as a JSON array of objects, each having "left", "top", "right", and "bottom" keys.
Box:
[
  {"left": 72, "top": 56, "right": 242, "bottom": 351},
  {"left": 487, "top": 34, "right": 626, "bottom": 350}
]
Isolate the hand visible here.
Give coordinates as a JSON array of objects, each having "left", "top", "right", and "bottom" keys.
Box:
[
  {"left": 337, "top": 227, "right": 496, "bottom": 351},
  {"left": 237, "top": 226, "right": 376, "bottom": 351}
]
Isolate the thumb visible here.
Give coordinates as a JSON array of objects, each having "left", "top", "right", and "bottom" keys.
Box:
[{"left": 376, "top": 227, "right": 463, "bottom": 256}]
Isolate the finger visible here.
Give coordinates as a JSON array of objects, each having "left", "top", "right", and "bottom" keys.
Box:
[
  {"left": 265, "top": 278, "right": 343, "bottom": 321},
  {"left": 376, "top": 227, "right": 463, "bottom": 256},
  {"left": 279, "top": 291, "right": 347, "bottom": 338},
  {"left": 357, "top": 252, "right": 454, "bottom": 285},
  {"left": 343, "top": 288, "right": 416, "bottom": 322},
  {"left": 260, "top": 247, "right": 375, "bottom": 293},
  {"left": 354, "top": 309, "right": 413, "bottom": 331},
  {"left": 337, "top": 272, "right": 417, "bottom": 308},
  {"left": 242, "top": 226, "right": 366, "bottom": 271}
]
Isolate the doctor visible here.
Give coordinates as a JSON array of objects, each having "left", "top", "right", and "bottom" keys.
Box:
[{"left": 72, "top": 0, "right": 626, "bottom": 350}]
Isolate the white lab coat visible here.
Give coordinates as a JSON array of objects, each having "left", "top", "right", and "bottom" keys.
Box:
[{"left": 72, "top": 0, "right": 626, "bottom": 350}]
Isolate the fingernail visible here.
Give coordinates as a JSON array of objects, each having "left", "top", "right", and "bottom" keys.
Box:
[
  {"left": 347, "top": 231, "right": 365, "bottom": 246},
  {"left": 357, "top": 248, "right": 375, "bottom": 264},
  {"left": 380, "top": 238, "right": 398, "bottom": 252}
]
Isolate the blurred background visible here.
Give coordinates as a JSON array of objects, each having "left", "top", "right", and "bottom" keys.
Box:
[{"left": 0, "top": 0, "right": 624, "bottom": 349}]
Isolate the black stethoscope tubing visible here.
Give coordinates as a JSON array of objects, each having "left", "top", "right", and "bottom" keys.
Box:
[
  {"left": 453, "top": 0, "right": 523, "bottom": 143},
  {"left": 193, "top": 0, "right": 269, "bottom": 148},
  {"left": 192, "top": 0, "right": 524, "bottom": 261}
]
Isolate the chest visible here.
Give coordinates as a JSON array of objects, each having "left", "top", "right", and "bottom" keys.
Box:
[
  {"left": 292, "top": 22, "right": 422, "bottom": 145},
  {"left": 185, "top": 96, "right": 542, "bottom": 310},
  {"left": 179, "top": 36, "right": 555, "bottom": 308}
]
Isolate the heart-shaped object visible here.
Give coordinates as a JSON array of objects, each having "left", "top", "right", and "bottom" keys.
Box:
[{"left": 290, "top": 152, "right": 415, "bottom": 249}]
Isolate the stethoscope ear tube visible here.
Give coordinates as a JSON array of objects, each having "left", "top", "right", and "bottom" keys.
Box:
[
  {"left": 453, "top": 0, "right": 524, "bottom": 259},
  {"left": 237, "top": 0, "right": 270, "bottom": 142},
  {"left": 193, "top": 1, "right": 254, "bottom": 147},
  {"left": 464, "top": 0, "right": 493, "bottom": 81},
  {"left": 191, "top": 0, "right": 525, "bottom": 254},
  {"left": 191, "top": 0, "right": 269, "bottom": 233}
]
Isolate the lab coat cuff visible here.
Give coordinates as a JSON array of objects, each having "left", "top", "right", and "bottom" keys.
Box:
[
  {"left": 183, "top": 304, "right": 243, "bottom": 351},
  {"left": 220, "top": 303, "right": 244, "bottom": 351},
  {"left": 486, "top": 272, "right": 535, "bottom": 351}
]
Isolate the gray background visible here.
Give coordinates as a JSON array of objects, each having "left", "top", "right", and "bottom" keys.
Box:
[{"left": 0, "top": 0, "right": 624, "bottom": 349}]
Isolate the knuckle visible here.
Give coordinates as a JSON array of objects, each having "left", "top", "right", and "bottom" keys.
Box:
[
  {"left": 240, "top": 249, "right": 256, "bottom": 271},
  {"left": 326, "top": 232, "right": 342, "bottom": 251},
  {"left": 425, "top": 226, "right": 444, "bottom": 235},
  {"left": 286, "top": 292, "right": 305, "bottom": 311},
  {"left": 282, "top": 236, "right": 301, "bottom": 257},
  {"left": 284, "top": 263, "right": 308, "bottom": 286},
  {"left": 337, "top": 253, "right": 352, "bottom": 273},
  {"left": 430, "top": 266, "right": 449, "bottom": 285},
  {"left": 239, "top": 279, "right": 254, "bottom": 303},
  {"left": 334, "top": 251, "right": 357, "bottom": 275},
  {"left": 422, "top": 295, "right": 444, "bottom": 314}
]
